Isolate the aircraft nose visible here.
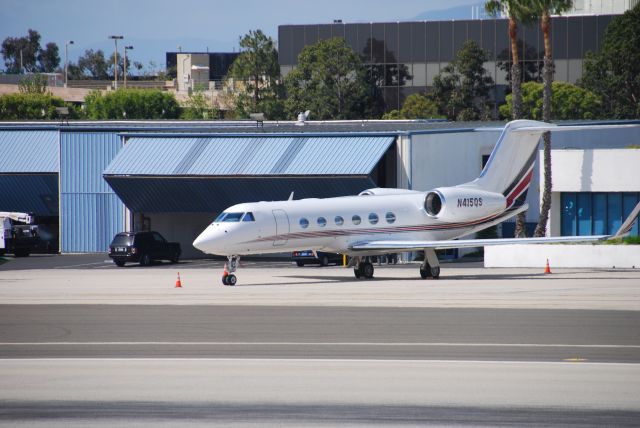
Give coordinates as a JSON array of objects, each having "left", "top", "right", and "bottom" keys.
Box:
[{"left": 193, "top": 228, "right": 216, "bottom": 253}]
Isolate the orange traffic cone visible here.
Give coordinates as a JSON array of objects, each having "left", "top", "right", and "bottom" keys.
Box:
[
  {"left": 175, "top": 272, "right": 182, "bottom": 288},
  {"left": 544, "top": 259, "right": 552, "bottom": 274},
  {"left": 222, "top": 263, "right": 229, "bottom": 278}
]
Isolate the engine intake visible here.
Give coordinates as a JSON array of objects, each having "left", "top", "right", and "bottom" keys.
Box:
[
  {"left": 424, "top": 191, "right": 443, "bottom": 216},
  {"left": 423, "top": 187, "right": 506, "bottom": 222}
]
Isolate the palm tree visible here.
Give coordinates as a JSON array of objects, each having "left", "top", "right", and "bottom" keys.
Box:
[
  {"left": 485, "top": 0, "right": 534, "bottom": 237},
  {"left": 531, "top": 0, "right": 573, "bottom": 238}
]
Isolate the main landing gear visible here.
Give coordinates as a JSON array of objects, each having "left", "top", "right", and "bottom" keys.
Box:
[
  {"left": 420, "top": 248, "right": 441, "bottom": 279},
  {"left": 353, "top": 257, "right": 375, "bottom": 279},
  {"left": 222, "top": 255, "right": 239, "bottom": 286}
]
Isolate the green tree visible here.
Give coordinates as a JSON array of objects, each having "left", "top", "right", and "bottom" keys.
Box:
[
  {"left": 285, "top": 37, "right": 384, "bottom": 120},
  {"left": 382, "top": 93, "right": 443, "bottom": 119},
  {"left": 38, "top": 42, "right": 60, "bottom": 72},
  {"left": 84, "top": 89, "right": 180, "bottom": 119},
  {"left": 1, "top": 29, "right": 41, "bottom": 73},
  {"left": 429, "top": 40, "right": 494, "bottom": 121},
  {"left": 0, "top": 92, "right": 76, "bottom": 120},
  {"left": 581, "top": 4, "right": 640, "bottom": 119},
  {"left": 228, "top": 30, "right": 284, "bottom": 119},
  {"left": 500, "top": 81, "right": 603, "bottom": 120},
  {"left": 77, "top": 49, "right": 110, "bottom": 79},
  {"left": 18, "top": 74, "right": 48, "bottom": 95},
  {"left": 181, "top": 91, "right": 219, "bottom": 119},
  {"left": 530, "top": 0, "right": 574, "bottom": 238}
]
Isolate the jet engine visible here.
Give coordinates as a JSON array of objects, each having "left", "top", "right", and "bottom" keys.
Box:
[{"left": 424, "top": 187, "right": 507, "bottom": 222}]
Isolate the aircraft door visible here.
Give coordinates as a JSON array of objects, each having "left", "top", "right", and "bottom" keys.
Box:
[{"left": 272, "top": 209, "right": 290, "bottom": 246}]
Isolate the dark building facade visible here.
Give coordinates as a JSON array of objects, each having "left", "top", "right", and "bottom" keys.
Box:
[
  {"left": 166, "top": 52, "right": 239, "bottom": 81},
  {"left": 278, "top": 15, "right": 615, "bottom": 111}
]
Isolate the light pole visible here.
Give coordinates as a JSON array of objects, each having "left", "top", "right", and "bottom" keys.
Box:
[
  {"left": 109, "top": 35, "right": 123, "bottom": 89},
  {"left": 64, "top": 40, "right": 74, "bottom": 87},
  {"left": 124, "top": 45, "right": 133, "bottom": 89}
]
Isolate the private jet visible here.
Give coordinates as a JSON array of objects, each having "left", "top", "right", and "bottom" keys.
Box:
[{"left": 193, "top": 120, "right": 640, "bottom": 285}]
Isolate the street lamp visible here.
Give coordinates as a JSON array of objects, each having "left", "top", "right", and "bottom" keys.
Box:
[
  {"left": 64, "top": 40, "right": 74, "bottom": 87},
  {"left": 108, "top": 35, "right": 123, "bottom": 89},
  {"left": 124, "top": 45, "right": 133, "bottom": 89}
]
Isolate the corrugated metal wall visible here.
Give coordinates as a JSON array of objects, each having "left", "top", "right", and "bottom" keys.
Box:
[{"left": 60, "top": 132, "right": 124, "bottom": 253}]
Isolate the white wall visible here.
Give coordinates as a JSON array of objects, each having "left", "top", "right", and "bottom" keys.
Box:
[
  {"left": 545, "top": 149, "right": 640, "bottom": 192},
  {"left": 485, "top": 244, "right": 640, "bottom": 268}
]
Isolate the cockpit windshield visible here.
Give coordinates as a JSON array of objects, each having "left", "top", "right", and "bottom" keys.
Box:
[{"left": 213, "top": 212, "right": 254, "bottom": 223}]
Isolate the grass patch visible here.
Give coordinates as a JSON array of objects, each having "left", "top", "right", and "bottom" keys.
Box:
[{"left": 604, "top": 236, "right": 640, "bottom": 245}]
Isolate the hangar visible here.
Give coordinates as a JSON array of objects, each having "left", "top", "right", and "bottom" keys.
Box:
[{"left": 0, "top": 119, "right": 638, "bottom": 257}]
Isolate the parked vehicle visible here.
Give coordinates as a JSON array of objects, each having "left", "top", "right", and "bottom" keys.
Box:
[
  {"left": 108, "top": 231, "right": 181, "bottom": 267},
  {"left": 292, "top": 250, "right": 343, "bottom": 267},
  {"left": 1, "top": 211, "right": 40, "bottom": 257}
]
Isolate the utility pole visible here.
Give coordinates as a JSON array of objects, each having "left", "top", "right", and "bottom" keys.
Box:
[
  {"left": 109, "top": 35, "right": 123, "bottom": 89},
  {"left": 124, "top": 45, "right": 133, "bottom": 89},
  {"left": 65, "top": 40, "right": 74, "bottom": 87}
]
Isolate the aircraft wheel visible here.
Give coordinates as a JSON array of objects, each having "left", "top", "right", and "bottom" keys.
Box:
[
  {"left": 354, "top": 267, "right": 362, "bottom": 278},
  {"left": 430, "top": 266, "right": 441, "bottom": 279},
  {"left": 227, "top": 274, "right": 237, "bottom": 286},
  {"left": 222, "top": 275, "right": 229, "bottom": 285},
  {"left": 361, "top": 262, "right": 374, "bottom": 279},
  {"left": 420, "top": 266, "right": 430, "bottom": 279}
]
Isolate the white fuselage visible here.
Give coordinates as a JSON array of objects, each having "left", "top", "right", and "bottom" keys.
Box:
[{"left": 192, "top": 189, "right": 509, "bottom": 256}]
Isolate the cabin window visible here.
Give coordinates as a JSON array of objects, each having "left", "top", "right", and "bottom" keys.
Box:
[
  {"left": 242, "top": 212, "right": 255, "bottom": 222},
  {"left": 299, "top": 218, "right": 309, "bottom": 229},
  {"left": 221, "top": 212, "right": 243, "bottom": 222},
  {"left": 386, "top": 212, "right": 396, "bottom": 224},
  {"left": 214, "top": 212, "right": 227, "bottom": 222},
  {"left": 352, "top": 215, "right": 361, "bottom": 225},
  {"left": 335, "top": 216, "right": 344, "bottom": 226},
  {"left": 369, "top": 213, "right": 379, "bottom": 224},
  {"left": 317, "top": 217, "right": 327, "bottom": 227}
]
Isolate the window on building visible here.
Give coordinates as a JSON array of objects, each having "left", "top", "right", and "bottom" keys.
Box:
[
  {"left": 300, "top": 218, "right": 309, "bottom": 229},
  {"left": 352, "top": 215, "right": 362, "bottom": 225},
  {"left": 561, "top": 192, "right": 639, "bottom": 236}
]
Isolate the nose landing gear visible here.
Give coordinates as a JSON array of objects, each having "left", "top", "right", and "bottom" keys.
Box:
[{"left": 222, "top": 255, "right": 239, "bottom": 286}]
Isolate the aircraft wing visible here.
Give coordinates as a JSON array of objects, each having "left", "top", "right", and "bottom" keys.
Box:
[
  {"left": 350, "top": 234, "right": 610, "bottom": 251},
  {"left": 352, "top": 201, "right": 640, "bottom": 252}
]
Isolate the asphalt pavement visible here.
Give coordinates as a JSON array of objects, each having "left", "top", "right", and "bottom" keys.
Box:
[{"left": 2, "top": 256, "right": 640, "bottom": 426}]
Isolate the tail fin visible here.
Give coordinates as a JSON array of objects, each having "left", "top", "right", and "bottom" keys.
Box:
[{"left": 472, "top": 120, "right": 551, "bottom": 208}]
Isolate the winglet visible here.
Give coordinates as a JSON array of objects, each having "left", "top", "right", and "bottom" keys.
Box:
[{"left": 613, "top": 201, "right": 640, "bottom": 239}]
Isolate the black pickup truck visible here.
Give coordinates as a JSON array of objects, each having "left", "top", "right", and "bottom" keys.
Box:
[{"left": 108, "top": 231, "right": 181, "bottom": 267}]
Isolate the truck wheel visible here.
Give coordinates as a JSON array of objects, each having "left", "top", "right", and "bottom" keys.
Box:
[
  {"left": 171, "top": 251, "right": 180, "bottom": 264},
  {"left": 140, "top": 254, "right": 152, "bottom": 266},
  {"left": 114, "top": 260, "right": 125, "bottom": 267},
  {"left": 14, "top": 249, "right": 30, "bottom": 257}
]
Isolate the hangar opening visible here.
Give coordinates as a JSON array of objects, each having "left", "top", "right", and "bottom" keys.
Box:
[{"left": 103, "top": 134, "right": 398, "bottom": 257}]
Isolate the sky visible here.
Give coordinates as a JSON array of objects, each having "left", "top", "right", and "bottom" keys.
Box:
[{"left": 0, "top": 0, "right": 481, "bottom": 71}]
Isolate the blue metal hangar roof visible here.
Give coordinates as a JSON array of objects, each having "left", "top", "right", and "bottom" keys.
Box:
[
  {"left": 0, "top": 130, "right": 59, "bottom": 215},
  {"left": 103, "top": 135, "right": 396, "bottom": 212}
]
